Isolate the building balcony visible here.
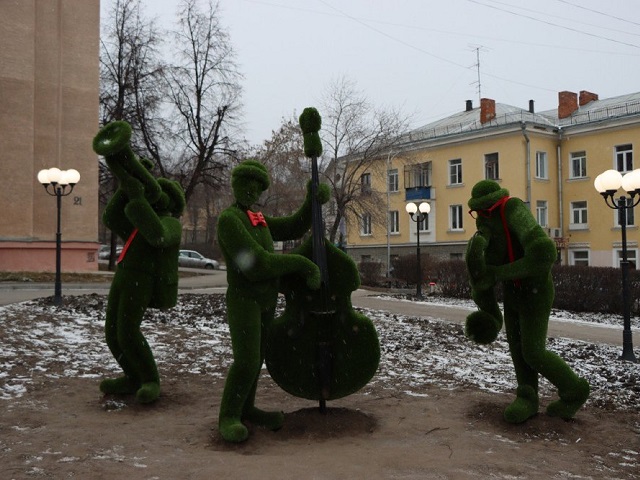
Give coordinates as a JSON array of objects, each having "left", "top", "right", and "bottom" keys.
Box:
[{"left": 405, "top": 186, "right": 434, "bottom": 201}]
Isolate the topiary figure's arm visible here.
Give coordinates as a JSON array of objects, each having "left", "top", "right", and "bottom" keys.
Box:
[
  {"left": 122, "top": 178, "right": 182, "bottom": 248},
  {"left": 218, "top": 211, "right": 321, "bottom": 289},
  {"left": 267, "top": 180, "right": 330, "bottom": 241},
  {"left": 103, "top": 188, "right": 135, "bottom": 240},
  {"left": 491, "top": 199, "right": 557, "bottom": 283}
]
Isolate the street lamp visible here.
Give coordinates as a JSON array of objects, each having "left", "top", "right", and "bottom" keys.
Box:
[
  {"left": 405, "top": 201, "right": 431, "bottom": 298},
  {"left": 37, "top": 167, "right": 81, "bottom": 305},
  {"left": 594, "top": 168, "right": 640, "bottom": 363}
]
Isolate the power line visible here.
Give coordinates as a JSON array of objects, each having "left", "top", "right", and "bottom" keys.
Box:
[
  {"left": 555, "top": 0, "right": 640, "bottom": 28},
  {"left": 466, "top": 0, "right": 640, "bottom": 49}
]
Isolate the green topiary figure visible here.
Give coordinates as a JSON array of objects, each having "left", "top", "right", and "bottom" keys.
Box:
[
  {"left": 217, "top": 159, "right": 330, "bottom": 443},
  {"left": 465, "top": 180, "right": 589, "bottom": 423},
  {"left": 93, "top": 121, "right": 185, "bottom": 404}
]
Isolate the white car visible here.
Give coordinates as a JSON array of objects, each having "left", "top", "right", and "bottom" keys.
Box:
[{"left": 178, "top": 250, "right": 219, "bottom": 270}]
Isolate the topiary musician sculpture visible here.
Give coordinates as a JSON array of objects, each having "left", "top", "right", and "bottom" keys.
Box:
[
  {"left": 465, "top": 180, "right": 589, "bottom": 423},
  {"left": 93, "top": 121, "right": 185, "bottom": 404},
  {"left": 216, "top": 156, "right": 330, "bottom": 443}
]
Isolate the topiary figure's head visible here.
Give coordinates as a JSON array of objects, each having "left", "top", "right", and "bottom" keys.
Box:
[
  {"left": 231, "top": 159, "right": 270, "bottom": 208},
  {"left": 468, "top": 180, "right": 510, "bottom": 212}
]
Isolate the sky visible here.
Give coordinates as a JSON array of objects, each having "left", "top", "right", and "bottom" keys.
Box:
[{"left": 100, "top": 0, "right": 640, "bottom": 146}]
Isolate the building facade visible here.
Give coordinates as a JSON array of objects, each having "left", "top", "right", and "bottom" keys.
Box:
[
  {"left": 344, "top": 90, "right": 640, "bottom": 274},
  {"left": 0, "top": 0, "right": 100, "bottom": 272}
]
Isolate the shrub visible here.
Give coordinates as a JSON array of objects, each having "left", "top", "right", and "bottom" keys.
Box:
[{"left": 358, "top": 260, "right": 384, "bottom": 287}]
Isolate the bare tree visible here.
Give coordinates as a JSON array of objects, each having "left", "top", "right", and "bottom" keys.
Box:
[
  {"left": 254, "top": 116, "right": 309, "bottom": 217},
  {"left": 319, "top": 77, "right": 410, "bottom": 244},
  {"left": 98, "top": 0, "right": 164, "bottom": 268},
  {"left": 164, "top": 0, "right": 243, "bottom": 203}
]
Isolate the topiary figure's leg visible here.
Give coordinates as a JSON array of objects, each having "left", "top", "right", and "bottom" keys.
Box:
[
  {"left": 503, "top": 303, "right": 539, "bottom": 423},
  {"left": 219, "top": 299, "right": 263, "bottom": 442},
  {"left": 114, "top": 279, "right": 160, "bottom": 404},
  {"left": 101, "top": 283, "right": 141, "bottom": 395},
  {"left": 241, "top": 310, "right": 284, "bottom": 432}
]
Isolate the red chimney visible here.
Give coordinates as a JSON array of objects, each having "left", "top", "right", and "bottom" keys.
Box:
[
  {"left": 480, "top": 98, "right": 496, "bottom": 124},
  {"left": 558, "top": 91, "right": 578, "bottom": 119},
  {"left": 579, "top": 90, "right": 599, "bottom": 106}
]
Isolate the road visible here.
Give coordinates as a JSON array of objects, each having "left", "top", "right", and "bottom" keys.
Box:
[{"left": 0, "top": 269, "right": 633, "bottom": 350}]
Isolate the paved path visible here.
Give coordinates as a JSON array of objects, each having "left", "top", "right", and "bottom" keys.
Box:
[{"left": 0, "top": 271, "right": 633, "bottom": 352}]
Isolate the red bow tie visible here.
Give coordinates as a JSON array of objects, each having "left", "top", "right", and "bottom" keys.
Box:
[{"left": 247, "top": 210, "right": 267, "bottom": 227}]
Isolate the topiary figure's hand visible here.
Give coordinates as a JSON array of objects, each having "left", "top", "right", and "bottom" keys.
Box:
[
  {"left": 122, "top": 176, "right": 145, "bottom": 200},
  {"left": 306, "top": 180, "right": 331, "bottom": 205}
]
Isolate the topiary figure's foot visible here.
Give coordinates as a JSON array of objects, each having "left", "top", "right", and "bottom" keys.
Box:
[
  {"left": 546, "top": 378, "right": 590, "bottom": 420},
  {"left": 135, "top": 381, "right": 160, "bottom": 404},
  {"left": 504, "top": 385, "right": 539, "bottom": 424},
  {"left": 219, "top": 417, "right": 249, "bottom": 443},
  {"left": 100, "top": 376, "right": 139, "bottom": 395},
  {"left": 244, "top": 407, "right": 284, "bottom": 431}
]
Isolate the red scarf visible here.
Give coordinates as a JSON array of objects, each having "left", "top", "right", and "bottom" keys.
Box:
[{"left": 117, "top": 228, "right": 138, "bottom": 264}]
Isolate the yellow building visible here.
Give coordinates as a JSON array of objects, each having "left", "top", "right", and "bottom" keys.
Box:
[
  {"left": 345, "top": 91, "right": 640, "bottom": 272},
  {"left": 0, "top": 1, "right": 100, "bottom": 272}
]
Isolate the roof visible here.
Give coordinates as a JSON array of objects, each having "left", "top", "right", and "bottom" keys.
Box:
[{"left": 402, "top": 91, "right": 640, "bottom": 145}]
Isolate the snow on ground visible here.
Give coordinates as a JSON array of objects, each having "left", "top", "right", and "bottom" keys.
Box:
[{"left": 0, "top": 293, "right": 638, "bottom": 413}]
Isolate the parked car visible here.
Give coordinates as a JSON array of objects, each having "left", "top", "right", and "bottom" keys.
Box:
[
  {"left": 98, "top": 244, "right": 122, "bottom": 260},
  {"left": 178, "top": 250, "right": 219, "bottom": 270}
]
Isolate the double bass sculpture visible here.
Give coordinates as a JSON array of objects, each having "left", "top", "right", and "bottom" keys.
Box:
[{"left": 266, "top": 108, "right": 380, "bottom": 410}]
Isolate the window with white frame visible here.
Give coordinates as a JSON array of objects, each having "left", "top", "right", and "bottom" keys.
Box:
[
  {"left": 536, "top": 200, "right": 548, "bottom": 227},
  {"left": 616, "top": 144, "right": 633, "bottom": 173},
  {"left": 616, "top": 249, "right": 637, "bottom": 269},
  {"left": 388, "top": 169, "right": 398, "bottom": 193},
  {"left": 389, "top": 210, "right": 399, "bottom": 234},
  {"left": 570, "top": 201, "right": 588, "bottom": 227},
  {"left": 571, "top": 250, "right": 589, "bottom": 266},
  {"left": 449, "top": 205, "right": 463, "bottom": 230},
  {"left": 570, "top": 151, "right": 587, "bottom": 178},
  {"left": 360, "top": 213, "right": 372, "bottom": 235},
  {"left": 535, "top": 151, "right": 548, "bottom": 179},
  {"left": 618, "top": 206, "right": 635, "bottom": 227},
  {"left": 418, "top": 212, "right": 429, "bottom": 232},
  {"left": 449, "top": 158, "right": 462, "bottom": 185},
  {"left": 484, "top": 152, "right": 499, "bottom": 180}
]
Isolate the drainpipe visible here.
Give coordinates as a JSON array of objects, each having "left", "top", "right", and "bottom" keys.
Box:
[
  {"left": 521, "top": 122, "right": 531, "bottom": 205},
  {"left": 556, "top": 128, "right": 564, "bottom": 264}
]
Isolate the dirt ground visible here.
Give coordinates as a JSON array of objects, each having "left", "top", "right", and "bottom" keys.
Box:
[
  {"left": 1, "top": 292, "right": 639, "bottom": 479},
  {"left": 2, "top": 372, "right": 639, "bottom": 479}
]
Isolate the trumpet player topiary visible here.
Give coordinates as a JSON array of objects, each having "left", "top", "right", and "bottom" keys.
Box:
[{"left": 93, "top": 121, "right": 185, "bottom": 404}]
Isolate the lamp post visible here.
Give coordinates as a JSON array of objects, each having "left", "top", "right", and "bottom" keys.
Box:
[
  {"left": 37, "top": 167, "right": 81, "bottom": 305},
  {"left": 405, "top": 201, "right": 431, "bottom": 298},
  {"left": 594, "top": 168, "right": 640, "bottom": 363}
]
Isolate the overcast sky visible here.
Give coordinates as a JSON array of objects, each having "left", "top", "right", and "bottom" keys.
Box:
[{"left": 100, "top": 0, "right": 640, "bottom": 146}]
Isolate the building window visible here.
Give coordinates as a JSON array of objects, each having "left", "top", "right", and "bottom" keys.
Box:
[
  {"left": 619, "top": 207, "right": 635, "bottom": 227},
  {"left": 536, "top": 200, "right": 548, "bottom": 227},
  {"left": 388, "top": 169, "right": 398, "bottom": 192},
  {"left": 617, "top": 249, "right": 637, "bottom": 269},
  {"left": 484, "top": 152, "right": 499, "bottom": 180},
  {"left": 389, "top": 210, "right": 399, "bottom": 234},
  {"left": 616, "top": 144, "right": 633, "bottom": 173},
  {"left": 535, "top": 151, "right": 548, "bottom": 179},
  {"left": 360, "top": 213, "right": 372, "bottom": 235},
  {"left": 570, "top": 151, "right": 587, "bottom": 178},
  {"left": 450, "top": 205, "right": 463, "bottom": 230},
  {"left": 360, "top": 172, "right": 371, "bottom": 194},
  {"left": 570, "top": 201, "right": 588, "bottom": 226},
  {"left": 404, "top": 161, "right": 432, "bottom": 188},
  {"left": 449, "top": 158, "right": 462, "bottom": 185},
  {"left": 418, "top": 212, "right": 429, "bottom": 232},
  {"left": 571, "top": 250, "right": 589, "bottom": 266}
]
